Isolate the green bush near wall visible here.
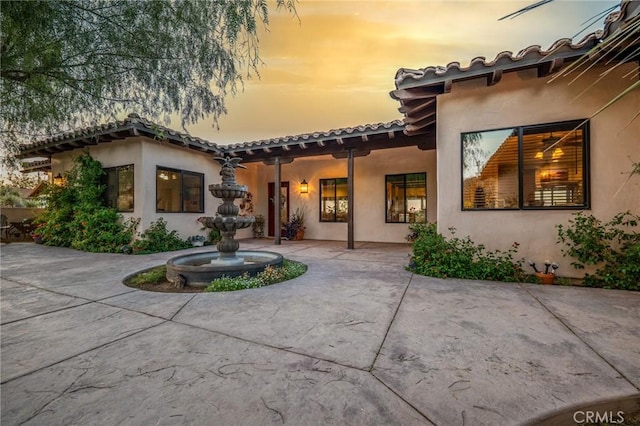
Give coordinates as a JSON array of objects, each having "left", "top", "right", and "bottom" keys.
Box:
[
  {"left": 407, "top": 223, "right": 529, "bottom": 282},
  {"left": 35, "top": 152, "right": 192, "bottom": 254},
  {"left": 131, "top": 218, "right": 191, "bottom": 254},
  {"left": 35, "top": 152, "right": 137, "bottom": 252},
  {"left": 557, "top": 211, "right": 640, "bottom": 291}
]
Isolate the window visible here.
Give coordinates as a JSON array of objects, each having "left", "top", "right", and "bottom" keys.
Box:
[
  {"left": 386, "top": 173, "right": 427, "bottom": 223},
  {"left": 461, "top": 119, "right": 589, "bottom": 210},
  {"left": 103, "top": 165, "right": 134, "bottom": 212},
  {"left": 320, "top": 178, "right": 348, "bottom": 222},
  {"left": 156, "top": 167, "right": 204, "bottom": 213}
]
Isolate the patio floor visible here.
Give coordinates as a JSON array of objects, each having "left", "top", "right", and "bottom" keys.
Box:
[{"left": 1, "top": 239, "right": 639, "bottom": 425}]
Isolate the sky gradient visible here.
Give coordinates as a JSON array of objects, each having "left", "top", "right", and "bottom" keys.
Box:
[{"left": 185, "top": 0, "right": 619, "bottom": 144}]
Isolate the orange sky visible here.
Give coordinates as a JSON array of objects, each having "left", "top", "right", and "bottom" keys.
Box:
[{"left": 185, "top": 0, "right": 618, "bottom": 144}]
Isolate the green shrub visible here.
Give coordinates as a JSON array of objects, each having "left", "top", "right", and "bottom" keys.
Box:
[
  {"left": 407, "top": 223, "right": 526, "bottom": 282},
  {"left": 205, "top": 260, "right": 307, "bottom": 292},
  {"left": 72, "top": 210, "right": 138, "bottom": 253},
  {"left": 557, "top": 211, "right": 640, "bottom": 290},
  {"left": 132, "top": 218, "right": 191, "bottom": 254},
  {"left": 128, "top": 266, "right": 167, "bottom": 286},
  {"left": 34, "top": 152, "right": 137, "bottom": 251}
]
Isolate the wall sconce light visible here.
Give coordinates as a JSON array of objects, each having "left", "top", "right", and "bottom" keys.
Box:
[
  {"left": 53, "top": 173, "right": 64, "bottom": 186},
  {"left": 300, "top": 179, "right": 309, "bottom": 194}
]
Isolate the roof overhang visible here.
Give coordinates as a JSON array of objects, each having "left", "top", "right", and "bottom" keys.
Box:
[
  {"left": 391, "top": 1, "right": 640, "bottom": 136},
  {"left": 17, "top": 113, "right": 222, "bottom": 159},
  {"left": 20, "top": 159, "right": 52, "bottom": 173},
  {"left": 390, "top": 37, "right": 597, "bottom": 136},
  {"left": 223, "top": 121, "right": 434, "bottom": 164},
  {"left": 18, "top": 118, "right": 434, "bottom": 172}
]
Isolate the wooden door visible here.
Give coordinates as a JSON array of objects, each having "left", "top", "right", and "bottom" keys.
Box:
[{"left": 268, "top": 182, "right": 289, "bottom": 237}]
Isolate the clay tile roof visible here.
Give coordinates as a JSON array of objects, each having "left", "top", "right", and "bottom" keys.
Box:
[
  {"left": 223, "top": 120, "right": 417, "bottom": 163},
  {"left": 393, "top": 0, "right": 638, "bottom": 89},
  {"left": 18, "top": 113, "right": 222, "bottom": 158},
  {"left": 391, "top": 0, "right": 639, "bottom": 136},
  {"left": 232, "top": 120, "right": 404, "bottom": 147}
]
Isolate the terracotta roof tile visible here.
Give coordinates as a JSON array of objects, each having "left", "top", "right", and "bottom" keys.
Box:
[
  {"left": 18, "top": 113, "right": 220, "bottom": 158},
  {"left": 394, "top": 1, "right": 637, "bottom": 88}
]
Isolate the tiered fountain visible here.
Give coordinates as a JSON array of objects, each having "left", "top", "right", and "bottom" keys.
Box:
[{"left": 166, "top": 157, "right": 283, "bottom": 288}]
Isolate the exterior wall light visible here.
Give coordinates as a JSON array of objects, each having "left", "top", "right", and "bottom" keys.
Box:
[
  {"left": 53, "top": 173, "right": 64, "bottom": 186},
  {"left": 300, "top": 179, "right": 309, "bottom": 194}
]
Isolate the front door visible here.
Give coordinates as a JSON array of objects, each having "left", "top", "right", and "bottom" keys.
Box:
[{"left": 268, "top": 182, "right": 289, "bottom": 237}]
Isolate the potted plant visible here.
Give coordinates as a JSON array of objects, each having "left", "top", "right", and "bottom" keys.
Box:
[
  {"left": 285, "top": 207, "right": 306, "bottom": 240},
  {"left": 252, "top": 214, "right": 265, "bottom": 239},
  {"left": 187, "top": 235, "right": 206, "bottom": 247},
  {"left": 529, "top": 260, "right": 558, "bottom": 285}
]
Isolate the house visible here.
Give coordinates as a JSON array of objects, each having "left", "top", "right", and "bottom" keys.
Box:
[
  {"left": 18, "top": 2, "right": 638, "bottom": 277},
  {"left": 390, "top": 0, "right": 639, "bottom": 275},
  {"left": 19, "top": 114, "right": 435, "bottom": 245}
]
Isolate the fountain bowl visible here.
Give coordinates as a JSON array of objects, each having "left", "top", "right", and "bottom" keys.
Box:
[{"left": 166, "top": 250, "right": 284, "bottom": 288}]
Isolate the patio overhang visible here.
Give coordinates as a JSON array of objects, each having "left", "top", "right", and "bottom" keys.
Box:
[
  {"left": 20, "top": 159, "right": 52, "bottom": 173},
  {"left": 223, "top": 120, "right": 433, "bottom": 164}
]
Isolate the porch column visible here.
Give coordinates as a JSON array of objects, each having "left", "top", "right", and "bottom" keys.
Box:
[
  {"left": 273, "top": 156, "right": 281, "bottom": 245},
  {"left": 347, "top": 149, "right": 354, "bottom": 249}
]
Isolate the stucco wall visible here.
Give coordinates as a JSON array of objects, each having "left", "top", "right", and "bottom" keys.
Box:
[
  {"left": 436, "top": 64, "right": 640, "bottom": 277},
  {"left": 52, "top": 138, "right": 222, "bottom": 240},
  {"left": 253, "top": 145, "right": 436, "bottom": 243}
]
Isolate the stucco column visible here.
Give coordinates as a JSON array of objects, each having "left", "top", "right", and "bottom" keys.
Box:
[
  {"left": 347, "top": 149, "right": 354, "bottom": 249},
  {"left": 273, "top": 156, "right": 281, "bottom": 245}
]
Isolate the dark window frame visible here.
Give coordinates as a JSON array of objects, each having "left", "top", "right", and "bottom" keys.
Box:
[
  {"left": 155, "top": 166, "right": 204, "bottom": 213},
  {"left": 385, "top": 172, "right": 427, "bottom": 224},
  {"left": 319, "top": 177, "right": 348, "bottom": 222},
  {"left": 102, "top": 164, "right": 134, "bottom": 212},
  {"left": 460, "top": 119, "right": 590, "bottom": 211}
]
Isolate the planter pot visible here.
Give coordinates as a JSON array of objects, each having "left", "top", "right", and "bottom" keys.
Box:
[
  {"left": 293, "top": 229, "right": 305, "bottom": 241},
  {"left": 32, "top": 235, "right": 43, "bottom": 244},
  {"left": 191, "top": 241, "right": 205, "bottom": 247},
  {"left": 536, "top": 272, "right": 555, "bottom": 285}
]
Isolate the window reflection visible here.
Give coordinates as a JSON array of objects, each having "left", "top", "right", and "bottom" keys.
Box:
[
  {"left": 156, "top": 167, "right": 204, "bottom": 213},
  {"left": 320, "top": 178, "right": 348, "bottom": 222},
  {"left": 386, "top": 173, "right": 426, "bottom": 223},
  {"left": 462, "top": 121, "right": 587, "bottom": 210},
  {"left": 103, "top": 165, "right": 134, "bottom": 212}
]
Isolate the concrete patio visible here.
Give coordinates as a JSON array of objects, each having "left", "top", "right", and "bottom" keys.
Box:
[{"left": 1, "top": 239, "right": 639, "bottom": 425}]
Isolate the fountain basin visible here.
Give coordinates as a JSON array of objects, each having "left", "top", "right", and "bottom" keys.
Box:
[
  {"left": 166, "top": 250, "right": 284, "bottom": 288},
  {"left": 199, "top": 216, "right": 254, "bottom": 231},
  {"left": 209, "top": 184, "right": 248, "bottom": 200}
]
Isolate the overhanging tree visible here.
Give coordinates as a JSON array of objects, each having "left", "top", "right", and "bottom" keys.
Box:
[{"left": 1, "top": 0, "right": 296, "bottom": 156}]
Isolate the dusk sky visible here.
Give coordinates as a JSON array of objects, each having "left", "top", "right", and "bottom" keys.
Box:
[{"left": 185, "top": 0, "right": 618, "bottom": 144}]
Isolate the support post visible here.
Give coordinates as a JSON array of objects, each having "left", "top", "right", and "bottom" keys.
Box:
[
  {"left": 274, "top": 157, "right": 281, "bottom": 245},
  {"left": 347, "top": 149, "right": 354, "bottom": 249}
]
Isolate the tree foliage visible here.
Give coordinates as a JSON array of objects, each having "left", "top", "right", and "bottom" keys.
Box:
[{"left": 0, "top": 0, "right": 296, "bottom": 154}]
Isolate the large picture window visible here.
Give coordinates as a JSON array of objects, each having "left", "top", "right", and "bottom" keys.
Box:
[
  {"left": 320, "top": 178, "right": 348, "bottom": 222},
  {"left": 462, "top": 120, "right": 589, "bottom": 210},
  {"left": 386, "top": 173, "right": 427, "bottom": 223},
  {"left": 103, "top": 165, "right": 134, "bottom": 212},
  {"left": 156, "top": 167, "right": 204, "bottom": 213}
]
